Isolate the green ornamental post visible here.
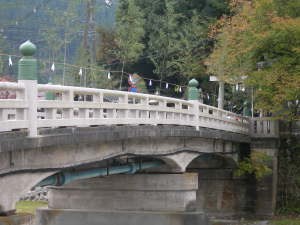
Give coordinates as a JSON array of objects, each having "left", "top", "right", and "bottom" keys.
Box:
[
  {"left": 188, "top": 78, "right": 199, "bottom": 101},
  {"left": 18, "top": 40, "right": 38, "bottom": 137},
  {"left": 19, "top": 40, "right": 37, "bottom": 80}
]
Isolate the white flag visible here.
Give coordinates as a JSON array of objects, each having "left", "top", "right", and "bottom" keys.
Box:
[
  {"left": 107, "top": 71, "right": 111, "bottom": 79},
  {"left": 8, "top": 56, "right": 12, "bottom": 66},
  {"left": 51, "top": 63, "right": 55, "bottom": 72},
  {"left": 105, "top": 0, "right": 112, "bottom": 6},
  {"left": 165, "top": 83, "right": 168, "bottom": 89},
  {"left": 179, "top": 86, "right": 182, "bottom": 92},
  {"left": 149, "top": 80, "right": 152, "bottom": 86},
  {"left": 79, "top": 67, "right": 83, "bottom": 76}
]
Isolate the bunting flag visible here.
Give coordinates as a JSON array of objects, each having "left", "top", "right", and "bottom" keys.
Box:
[
  {"left": 149, "top": 79, "right": 152, "bottom": 86},
  {"left": 51, "top": 63, "right": 55, "bottom": 72},
  {"left": 79, "top": 67, "right": 83, "bottom": 76},
  {"left": 165, "top": 83, "right": 169, "bottom": 89},
  {"left": 107, "top": 71, "right": 111, "bottom": 79},
  {"left": 8, "top": 56, "right": 12, "bottom": 66},
  {"left": 105, "top": 0, "right": 113, "bottom": 6}
]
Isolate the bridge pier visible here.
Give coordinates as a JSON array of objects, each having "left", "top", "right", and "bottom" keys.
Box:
[{"left": 35, "top": 173, "right": 209, "bottom": 225}]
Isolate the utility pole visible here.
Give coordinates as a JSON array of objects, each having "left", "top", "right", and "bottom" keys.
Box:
[
  {"left": 210, "top": 76, "right": 225, "bottom": 109},
  {"left": 218, "top": 81, "right": 224, "bottom": 109}
]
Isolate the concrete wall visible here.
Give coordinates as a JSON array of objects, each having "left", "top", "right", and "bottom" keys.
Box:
[
  {"left": 48, "top": 174, "right": 198, "bottom": 212},
  {"left": 195, "top": 169, "right": 248, "bottom": 218},
  {"left": 186, "top": 151, "right": 256, "bottom": 219}
]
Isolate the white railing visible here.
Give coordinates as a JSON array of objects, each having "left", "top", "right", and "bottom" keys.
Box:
[
  {"left": 0, "top": 82, "right": 28, "bottom": 132},
  {"left": 0, "top": 82, "right": 250, "bottom": 136}
]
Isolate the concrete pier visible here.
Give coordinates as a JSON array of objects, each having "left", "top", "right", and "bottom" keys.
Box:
[{"left": 35, "top": 173, "right": 210, "bottom": 225}]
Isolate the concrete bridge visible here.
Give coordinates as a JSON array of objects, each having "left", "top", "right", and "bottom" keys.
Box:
[{"left": 0, "top": 41, "right": 280, "bottom": 225}]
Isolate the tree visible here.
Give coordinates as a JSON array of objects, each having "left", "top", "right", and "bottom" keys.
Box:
[
  {"left": 112, "top": 0, "right": 229, "bottom": 96},
  {"left": 206, "top": 0, "right": 300, "bottom": 120},
  {"left": 115, "top": 0, "right": 145, "bottom": 90}
]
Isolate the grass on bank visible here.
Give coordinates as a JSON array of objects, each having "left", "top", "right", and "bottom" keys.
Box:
[
  {"left": 213, "top": 218, "right": 300, "bottom": 225},
  {"left": 270, "top": 218, "right": 300, "bottom": 225},
  {"left": 16, "top": 201, "right": 48, "bottom": 215}
]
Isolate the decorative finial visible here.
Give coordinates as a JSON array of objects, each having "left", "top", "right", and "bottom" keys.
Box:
[
  {"left": 188, "top": 78, "right": 199, "bottom": 88},
  {"left": 19, "top": 40, "right": 37, "bottom": 57}
]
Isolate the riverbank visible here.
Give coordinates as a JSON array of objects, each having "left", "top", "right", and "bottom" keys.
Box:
[{"left": 15, "top": 201, "right": 300, "bottom": 225}]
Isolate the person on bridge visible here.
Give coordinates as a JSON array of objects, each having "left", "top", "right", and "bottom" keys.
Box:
[{"left": 128, "top": 73, "right": 141, "bottom": 93}]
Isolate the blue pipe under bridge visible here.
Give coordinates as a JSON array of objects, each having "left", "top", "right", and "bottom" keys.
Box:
[{"left": 37, "top": 161, "right": 164, "bottom": 187}]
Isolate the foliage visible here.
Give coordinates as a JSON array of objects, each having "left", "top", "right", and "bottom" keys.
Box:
[
  {"left": 115, "top": 0, "right": 145, "bottom": 62},
  {"left": 234, "top": 152, "right": 272, "bottom": 179},
  {"left": 16, "top": 201, "right": 48, "bottom": 215},
  {"left": 114, "top": 0, "right": 146, "bottom": 89},
  {"left": 112, "top": 0, "right": 229, "bottom": 96},
  {"left": 97, "top": 28, "right": 118, "bottom": 65},
  {"left": 271, "top": 218, "right": 300, "bottom": 225},
  {"left": 277, "top": 136, "right": 300, "bottom": 215},
  {"left": 206, "top": 0, "right": 300, "bottom": 120}
]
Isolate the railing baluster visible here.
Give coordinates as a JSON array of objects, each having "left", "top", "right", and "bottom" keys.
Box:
[
  {"left": 0, "top": 109, "right": 3, "bottom": 121},
  {"left": 62, "top": 90, "right": 73, "bottom": 119},
  {"left": 16, "top": 109, "right": 25, "bottom": 120}
]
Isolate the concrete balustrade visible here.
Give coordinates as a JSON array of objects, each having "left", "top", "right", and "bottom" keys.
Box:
[
  {"left": 251, "top": 117, "right": 279, "bottom": 138},
  {"left": 0, "top": 82, "right": 251, "bottom": 135}
]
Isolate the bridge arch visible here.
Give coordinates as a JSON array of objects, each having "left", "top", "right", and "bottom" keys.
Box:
[
  {"left": 186, "top": 152, "right": 238, "bottom": 170},
  {"left": 0, "top": 171, "right": 57, "bottom": 215}
]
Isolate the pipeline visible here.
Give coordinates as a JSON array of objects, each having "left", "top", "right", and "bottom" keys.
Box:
[{"left": 36, "top": 161, "right": 164, "bottom": 187}]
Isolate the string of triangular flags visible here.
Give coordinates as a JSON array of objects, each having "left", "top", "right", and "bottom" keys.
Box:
[{"left": 0, "top": 53, "right": 222, "bottom": 97}]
